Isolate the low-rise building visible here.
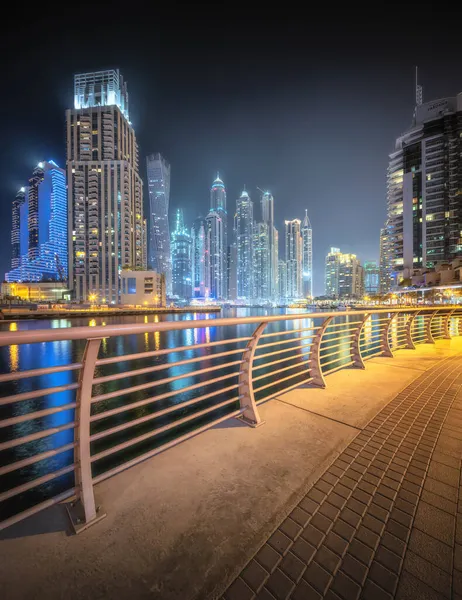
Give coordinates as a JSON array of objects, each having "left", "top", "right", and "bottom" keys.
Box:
[
  {"left": 1, "top": 281, "right": 70, "bottom": 303},
  {"left": 120, "top": 270, "right": 166, "bottom": 306}
]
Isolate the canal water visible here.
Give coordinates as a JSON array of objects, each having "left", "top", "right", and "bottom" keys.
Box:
[{"left": 0, "top": 308, "right": 391, "bottom": 522}]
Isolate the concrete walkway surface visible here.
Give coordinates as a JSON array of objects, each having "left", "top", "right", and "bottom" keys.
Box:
[{"left": 0, "top": 338, "right": 461, "bottom": 600}]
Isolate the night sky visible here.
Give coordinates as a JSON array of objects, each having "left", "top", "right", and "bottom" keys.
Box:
[{"left": 2, "top": 5, "right": 461, "bottom": 296}]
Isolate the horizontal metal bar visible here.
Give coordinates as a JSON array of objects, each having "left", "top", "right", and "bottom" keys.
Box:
[
  {"left": 92, "top": 408, "right": 244, "bottom": 486},
  {"left": 256, "top": 377, "right": 314, "bottom": 405},
  {"left": 90, "top": 371, "right": 240, "bottom": 421},
  {"left": 322, "top": 360, "right": 354, "bottom": 375},
  {"left": 0, "top": 363, "right": 82, "bottom": 383},
  {"left": 0, "top": 402, "right": 77, "bottom": 429},
  {"left": 90, "top": 384, "right": 240, "bottom": 442},
  {"left": 364, "top": 350, "right": 385, "bottom": 359},
  {"left": 323, "top": 326, "right": 362, "bottom": 336},
  {"left": 254, "top": 367, "right": 310, "bottom": 393},
  {"left": 325, "top": 321, "right": 364, "bottom": 329},
  {"left": 254, "top": 341, "right": 313, "bottom": 362},
  {"left": 91, "top": 360, "right": 242, "bottom": 403},
  {"left": 0, "top": 488, "right": 76, "bottom": 533},
  {"left": 1, "top": 308, "right": 440, "bottom": 347},
  {"left": 0, "top": 422, "right": 76, "bottom": 452},
  {"left": 91, "top": 396, "right": 241, "bottom": 462},
  {"left": 93, "top": 348, "right": 244, "bottom": 384},
  {"left": 321, "top": 356, "right": 353, "bottom": 368},
  {"left": 257, "top": 333, "right": 316, "bottom": 350},
  {"left": 253, "top": 361, "right": 309, "bottom": 383},
  {"left": 260, "top": 326, "right": 319, "bottom": 339},
  {"left": 0, "top": 464, "right": 75, "bottom": 503},
  {"left": 0, "top": 383, "right": 79, "bottom": 407},
  {"left": 95, "top": 337, "right": 251, "bottom": 366},
  {"left": 320, "top": 337, "right": 355, "bottom": 350},
  {"left": 0, "top": 442, "right": 76, "bottom": 476},
  {"left": 253, "top": 347, "right": 311, "bottom": 372}
]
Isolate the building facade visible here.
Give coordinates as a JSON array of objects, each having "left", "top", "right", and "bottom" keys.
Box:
[
  {"left": 146, "top": 153, "right": 171, "bottom": 294},
  {"left": 384, "top": 89, "right": 462, "bottom": 288},
  {"left": 302, "top": 209, "right": 313, "bottom": 298},
  {"left": 191, "top": 217, "right": 207, "bottom": 298},
  {"left": 6, "top": 161, "right": 67, "bottom": 283},
  {"left": 278, "top": 260, "right": 288, "bottom": 300},
  {"left": 66, "top": 69, "right": 144, "bottom": 304},
  {"left": 235, "top": 189, "right": 254, "bottom": 300},
  {"left": 120, "top": 270, "right": 166, "bottom": 306},
  {"left": 325, "top": 248, "right": 363, "bottom": 298},
  {"left": 171, "top": 209, "right": 192, "bottom": 300},
  {"left": 364, "top": 260, "right": 380, "bottom": 295},
  {"left": 206, "top": 174, "right": 227, "bottom": 300},
  {"left": 285, "top": 219, "right": 302, "bottom": 299},
  {"left": 253, "top": 222, "right": 270, "bottom": 301},
  {"left": 260, "top": 191, "right": 278, "bottom": 301}
]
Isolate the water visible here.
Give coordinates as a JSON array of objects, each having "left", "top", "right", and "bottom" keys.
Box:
[{"left": 0, "top": 307, "right": 402, "bottom": 522}]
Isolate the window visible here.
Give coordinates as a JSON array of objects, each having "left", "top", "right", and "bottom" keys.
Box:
[{"left": 127, "top": 278, "right": 136, "bottom": 294}]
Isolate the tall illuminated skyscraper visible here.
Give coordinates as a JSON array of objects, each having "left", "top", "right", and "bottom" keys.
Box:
[
  {"left": 364, "top": 260, "right": 379, "bottom": 295},
  {"left": 260, "top": 190, "right": 278, "bottom": 301},
  {"left": 235, "top": 188, "right": 254, "bottom": 300},
  {"left": 191, "top": 217, "right": 207, "bottom": 298},
  {"left": 171, "top": 209, "right": 192, "bottom": 300},
  {"left": 206, "top": 174, "right": 227, "bottom": 300},
  {"left": 7, "top": 161, "right": 67, "bottom": 283},
  {"left": 325, "top": 248, "right": 363, "bottom": 298},
  {"left": 66, "top": 69, "right": 144, "bottom": 303},
  {"left": 285, "top": 219, "right": 302, "bottom": 299},
  {"left": 253, "top": 222, "right": 270, "bottom": 301},
  {"left": 146, "top": 153, "right": 171, "bottom": 294},
  {"left": 302, "top": 210, "right": 313, "bottom": 298}
]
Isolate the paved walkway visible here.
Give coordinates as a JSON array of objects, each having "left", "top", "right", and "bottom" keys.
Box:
[{"left": 223, "top": 354, "right": 462, "bottom": 600}]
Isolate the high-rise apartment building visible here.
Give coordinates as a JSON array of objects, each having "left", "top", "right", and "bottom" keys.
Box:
[
  {"left": 325, "top": 248, "right": 363, "bottom": 298},
  {"left": 235, "top": 189, "right": 254, "bottom": 300},
  {"left": 66, "top": 69, "right": 144, "bottom": 303},
  {"left": 206, "top": 174, "right": 227, "bottom": 300},
  {"left": 191, "top": 217, "right": 207, "bottom": 298},
  {"left": 285, "top": 219, "right": 302, "bottom": 299},
  {"left": 146, "top": 153, "right": 171, "bottom": 294},
  {"left": 6, "top": 161, "right": 67, "bottom": 283},
  {"left": 171, "top": 209, "right": 192, "bottom": 300},
  {"left": 385, "top": 86, "right": 462, "bottom": 287},
  {"left": 302, "top": 210, "right": 313, "bottom": 298},
  {"left": 364, "top": 260, "right": 379, "bottom": 295},
  {"left": 278, "top": 260, "right": 288, "bottom": 300},
  {"left": 379, "top": 226, "right": 393, "bottom": 293},
  {"left": 253, "top": 222, "right": 270, "bottom": 301}
]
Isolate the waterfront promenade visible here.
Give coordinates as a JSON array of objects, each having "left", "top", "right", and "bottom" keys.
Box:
[{"left": 1, "top": 337, "right": 461, "bottom": 599}]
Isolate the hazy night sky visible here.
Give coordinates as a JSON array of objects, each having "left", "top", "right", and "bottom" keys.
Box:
[{"left": 1, "top": 5, "right": 461, "bottom": 296}]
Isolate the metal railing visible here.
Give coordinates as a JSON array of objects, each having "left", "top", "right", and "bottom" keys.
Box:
[{"left": 0, "top": 306, "right": 461, "bottom": 532}]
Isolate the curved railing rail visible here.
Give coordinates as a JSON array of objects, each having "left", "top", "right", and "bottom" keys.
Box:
[{"left": 0, "top": 306, "right": 461, "bottom": 531}]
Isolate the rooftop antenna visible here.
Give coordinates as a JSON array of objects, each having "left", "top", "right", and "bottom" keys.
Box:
[{"left": 415, "top": 66, "right": 423, "bottom": 106}]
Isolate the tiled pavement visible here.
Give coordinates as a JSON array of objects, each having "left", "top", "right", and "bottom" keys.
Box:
[{"left": 223, "top": 354, "right": 462, "bottom": 600}]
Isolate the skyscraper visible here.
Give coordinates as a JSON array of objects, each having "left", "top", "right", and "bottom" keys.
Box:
[
  {"left": 6, "top": 161, "right": 67, "bottom": 283},
  {"left": 253, "top": 222, "right": 270, "bottom": 301},
  {"left": 385, "top": 84, "right": 462, "bottom": 287},
  {"left": 379, "top": 226, "right": 392, "bottom": 293},
  {"left": 278, "top": 260, "right": 288, "bottom": 300},
  {"left": 260, "top": 191, "right": 278, "bottom": 301},
  {"left": 302, "top": 210, "right": 313, "bottom": 298},
  {"left": 285, "top": 219, "right": 302, "bottom": 299},
  {"left": 206, "top": 174, "right": 227, "bottom": 300},
  {"left": 171, "top": 209, "right": 192, "bottom": 300},
  {"left": 325, "top": 248, "right": 363, "bottom": 298},
  {"left": 235, "top": 188, "right": 254, "bottom": 300},
  {"left": 146, "top": 153, "right": 171, "bottom": 294},
  {"left": 66, "top": 69, "right": 144, "bottom": 303},
  {"left": 191, "top": 217, "right": 207, "bottom": 298},
  {"left": 364, "top": 260, "right": 380, "bottom": 295}
]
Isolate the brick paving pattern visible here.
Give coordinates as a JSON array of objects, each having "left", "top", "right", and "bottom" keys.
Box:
[{"left": 223, "top": 354, "right": 462, "bottom": 599}]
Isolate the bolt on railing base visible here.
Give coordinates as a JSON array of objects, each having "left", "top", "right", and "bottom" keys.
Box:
[
  {"left": 66, "top": 500, "right": 106, "bottom": 535},
  {"left": 236, "top": 415, "right": 266, "bottom": 428}
]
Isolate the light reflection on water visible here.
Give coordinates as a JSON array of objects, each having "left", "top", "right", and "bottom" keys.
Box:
[{"left": 0, "top": 308, "right": 410, "bottom": 521}]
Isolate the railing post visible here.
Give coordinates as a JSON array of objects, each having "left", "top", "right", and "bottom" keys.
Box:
[
  {"left": 350, "top": 313, "right": 369, "bottom": 369},
  {"left": 442, "top": 310, "right": 455, "bottom": 340},
  {"left": 67, "top": 337, "right": 106, "bottom": 533},
  {"left": 309, "top": 316, "right": 333, "bottom": 388},
  {"left": 404, "top": 312, "right": 418, "bottom": 349},
  {"left": 381, "top": 312, "right": 397, "bottom": 357},
  {"left": 425, "top": 311, "right": 436, "bottom": 344},
  {"left": 238, "top": 322, "right": 267, "bottom": 427}
]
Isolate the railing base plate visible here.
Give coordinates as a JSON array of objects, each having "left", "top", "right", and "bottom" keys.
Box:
[
  {"left": 66, "top": 501, "right": 106, "bottom": 535},
  {"left": 236, "top": 415, "right": 266, "bottom": 428}
]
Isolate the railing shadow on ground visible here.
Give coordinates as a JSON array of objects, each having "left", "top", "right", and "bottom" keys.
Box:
[{"left": 0, "top": 306, "right": 461, "bottom": 534}]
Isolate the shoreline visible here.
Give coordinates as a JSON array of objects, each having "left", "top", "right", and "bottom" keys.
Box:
[{"left": 0, "top": 306, "right": 221, "bottom": 321}]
